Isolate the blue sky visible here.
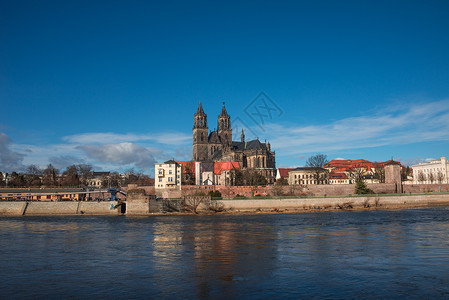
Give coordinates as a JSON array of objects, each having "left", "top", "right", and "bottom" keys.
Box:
[{"left": 1, "top": 0, "right": 449, "bottom": 174}]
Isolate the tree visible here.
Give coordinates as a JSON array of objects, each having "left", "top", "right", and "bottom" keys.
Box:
[
  {"left": 305, "top": 154, "right": 329, "bottom": 184},
  {"left": 243, "top": 169, "right": 267, "bottom": 186},
  {"left": 77, "top": 164, "right": 93, "bottom": 185},
  {"left": 349, "top": 167, "right": 365, "bottom": 183},
  {"left": 102, "top": 172, "right": 122, "bottom": 188},
  {"left": 437, "top": 171, "right": 444, "bottom": 184},
  {"left": 417, "top": 171, "right": 425, "bottom": 183},
  {"left": 25, "top": 164, "right": 42, "bottom": 186},
  {"left": 275, "top": 177, "right": 289, "bottom": 186},
  {"left": 42, "top": 164, "right": 59, "bottom": 186},
  {"left": 233, "top": 169, "right": 244, "bottom": 186},
  {"left": 355, "top": 180, "right": 374, "bottom": 194},
  {"left": 10, "top": 172, "right": 26, "bottom": 187},
  {"left": 373, "top": 166, "right": 385, "bottom": 183},
  {"left": 428, "top": 172, "right": 435, "bottom": 184},
  {"left": 61, "top": 165, "right": 80, "bottom": 187}
]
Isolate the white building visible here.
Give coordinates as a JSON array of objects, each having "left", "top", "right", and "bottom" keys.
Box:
[
  {"left": 155, "top": 160, "right": 182, "bottom": 189},
  {"left": 288, "top": 167, "right": 329, "bottom": 185},
  {"left": 412, "top": 157, "right": 448, "bottom": 184}
]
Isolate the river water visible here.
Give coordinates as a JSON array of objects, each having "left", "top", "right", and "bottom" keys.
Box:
[{"left": 1, "top": 207, "right": 449, "bottom": 299}]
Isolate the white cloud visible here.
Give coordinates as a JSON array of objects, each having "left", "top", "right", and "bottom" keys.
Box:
[
  {"left": 0, "top": 132, "right": 25, "bottom": 172},
  {"left": 264, "top": 99, "right": 449, "bottom": 155},
  {"left": 77, "top": 142, "right": 157, "bottom": 170},
  {"left": 64, "top": 132, "right": 191, "bottom": 145}
]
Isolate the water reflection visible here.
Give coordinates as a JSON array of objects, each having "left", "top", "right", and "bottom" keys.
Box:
[{"left": 0, "top": 208, "right": 449, "bottom": 298}]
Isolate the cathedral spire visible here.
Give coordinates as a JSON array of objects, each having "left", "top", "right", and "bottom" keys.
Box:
[
  {"left": 241, "top": 129, "right": 245, "bottom": 143},
  {"left": 196, "top": 101, "right": 206, "bottom": 116},
  {"left": 219, "top": 101, "right": 229, "bottom": 117}
]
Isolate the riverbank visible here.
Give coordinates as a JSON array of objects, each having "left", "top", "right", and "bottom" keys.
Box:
[{"left": 1, "top": 194, "right": 449, "bottom": 216}]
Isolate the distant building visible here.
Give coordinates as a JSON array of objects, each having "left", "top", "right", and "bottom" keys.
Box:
[
  {"left": 155, "top": 160, "right": 241, "bottom": 187},
  {"left": 155, "top": 160, "right": 182, "bottom": 189},
  {"left": 328, "top": 170, "right": 350, "bottom": 184},
  {"left": 324, "top": 159, "right": 403, "bottom": 184},
  {"left": 412, "top": 157, "right": 448, "bottom": 184},
  {"left": 288, "top": 167, "right": 329, "bottom": 185}
]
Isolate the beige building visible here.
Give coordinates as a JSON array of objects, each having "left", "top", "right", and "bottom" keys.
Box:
[
  {"left": 288, "top": 167, "right": 329, "bottom": 185},
  {"left": 155, "top": 160, "right": 183, "bottom": 189},
  {"left": 412, "top": 157, "right": 448, "bottom": 184}
]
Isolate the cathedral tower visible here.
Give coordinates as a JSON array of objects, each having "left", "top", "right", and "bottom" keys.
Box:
[
  {"left": 217, "top": 102, "right": 232, "bottom": 148},
  {"left": 193, "top": 102, "right": 209, "bottom": 161}
]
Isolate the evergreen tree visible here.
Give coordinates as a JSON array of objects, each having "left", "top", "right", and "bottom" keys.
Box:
[{"left": 355, "top": 180, "right": 374, "bottom": 195}]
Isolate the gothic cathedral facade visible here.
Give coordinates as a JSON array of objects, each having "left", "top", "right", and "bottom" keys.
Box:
[{"left": 193, "top": 102, "right": 276, "bottom": 183}]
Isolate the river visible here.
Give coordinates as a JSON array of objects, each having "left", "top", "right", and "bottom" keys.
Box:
[{"left": 1, "top": 207, "right": 449, "bottom": 299}]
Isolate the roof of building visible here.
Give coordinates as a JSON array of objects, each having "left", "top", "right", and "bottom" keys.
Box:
[
  {"left": 329, "top": 171, "right": 349, "bottom": 179},
  {"left": 208, "top": 131, "right": 220, "bottom": 143},
  {"left": 92, "top": 171, "right": 110, "bottom": 177},
  {"left": 232, "top": 139, "right": 268, "bottom": 151},
  {"left": 290, "top": 167, "right": 326, "bottom": 172},
  {"left": 164, "top": 159, "right": 180, "bottom": 165},
  {"left": 214, "top": 162, "right": 240, "bottom": 175},
  {"left": 325, "top": 159, "right": 403, "bottom": 171},
  {"left": 277, "top": 168, "right": 294, "bottom": 178}
]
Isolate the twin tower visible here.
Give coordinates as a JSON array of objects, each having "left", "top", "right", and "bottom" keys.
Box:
[{"left": 193, "top": 102, "right": 237, "bottom": 161}]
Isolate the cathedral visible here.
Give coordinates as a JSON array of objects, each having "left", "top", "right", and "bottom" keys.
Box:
[{"left": 193, "top": 102, "right": 276, "bottom": 183}]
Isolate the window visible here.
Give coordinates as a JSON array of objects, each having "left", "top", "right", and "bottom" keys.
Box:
[
  {"left": 168, "top": 177, "right": 173, "bottom": 182},
  {"left": 158, "top": 178, "right": 162, "bottom": 182},
  {"left": 169, "top": 170, "right": 173, "bottom": 175},
  {"left": 158, "top": 169, "right": 163, "bottom": 175}
]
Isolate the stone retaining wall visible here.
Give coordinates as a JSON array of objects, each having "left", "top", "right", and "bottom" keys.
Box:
[
  {"left": 0, "top": 201, "right": 120, "bottom": 216},
  {"left": 216, "top": 194, "right": 449, "bottom": 212}
]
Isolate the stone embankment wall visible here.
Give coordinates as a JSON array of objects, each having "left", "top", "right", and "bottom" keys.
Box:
[
  {"left": 0, "top": 201, "right": 120, "bottom": 216},
  {"left": 215, "top": 194, "right": 449, "bottom": 212}
]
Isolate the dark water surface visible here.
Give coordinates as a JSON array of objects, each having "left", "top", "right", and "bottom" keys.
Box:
[{"left": 1, "top": 207, "right": 449, "bottom": 299}]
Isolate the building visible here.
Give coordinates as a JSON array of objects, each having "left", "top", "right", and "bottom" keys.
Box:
[
  {"left": 412, "top": 157, "right": 448, "bottom": 184},
  {"left": 324, "top": 159, "right": 404, "bottom": 184},
  {"left": 288, "top": 167, "right": 329, "bottom": 185},
  {"left": 276, "top": 168, "right": 294, "bottom": 180},
  {"left": 155, "top": 160, "right": 183, "bottom": 189},
  {"left": 193, "top": 102, "right": 276, "bottom": 183}
]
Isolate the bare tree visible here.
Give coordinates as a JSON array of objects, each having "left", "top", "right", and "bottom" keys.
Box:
[
  {"left": 349, "top": 167, "right": 365, "bottom": 183},
  {"left": 373, "top": 166, "right": 385, "bottom": 183},
  {"left": 77, "top": 164, "right": 93, "bottom": 185},
  {"left": 25, "top": 164, "right": 42, "bottom": 186},
  {"left": 428, "top": 172, "right": 435, "bottom": 184},
  {"left": 62, "top": 165, "right": 80, "bottom": 187},
  {"left": 42, "top": 164, "right": 59, "bottom": 186},
  {"left": 437, "top": 171, "right": 445, "bottom": 184},
  {"left": 417, "top": 170, "right": 425, "bottom": 183},
  {"left": 305, "top": 154, "right": 329, "bottom": 184}
]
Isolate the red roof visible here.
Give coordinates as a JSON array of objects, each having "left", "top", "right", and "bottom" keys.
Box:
[
  {"left": 214, "top": 162, "right": 240, "bottom": 175},
  {"left": 277, "top": 168, "right": 294, "bottom": 178},
  {"left": 325, "top": 159, "right": 402, "bottom": 172},
  {"left": 329, "top": 170, "right": 349, "bottom": 179}
]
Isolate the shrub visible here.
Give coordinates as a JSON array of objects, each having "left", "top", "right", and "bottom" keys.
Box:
[
  {"left": 355, "top": 181, "right": 374, "bottom": 195},
  {"left": 208, "top": 190, "right": 222, "bottom": 198}
]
